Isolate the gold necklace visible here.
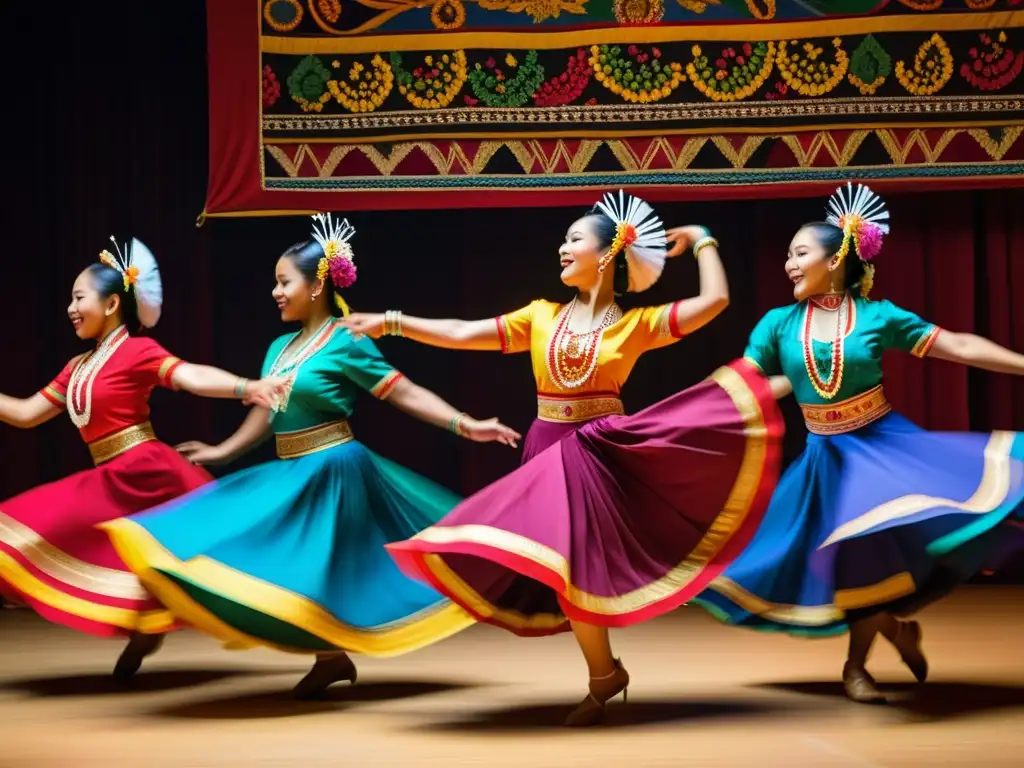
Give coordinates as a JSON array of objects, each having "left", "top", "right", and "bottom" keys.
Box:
[{"left": 544, "top": 298, "right": 621, "bottom": 390}]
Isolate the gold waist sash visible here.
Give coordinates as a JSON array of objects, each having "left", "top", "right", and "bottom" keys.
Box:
[
  {"left": 275, "top": 420, "right": 354, "bottom": 459},
  {"left": 88, "top": 422, "right": 157, "bottom": 465},
  {"left": 537, "top": 394, "right": 624, "bottom": 423},
  {"left": 801, "top": 386, "right": 891, "bottom": 436}
]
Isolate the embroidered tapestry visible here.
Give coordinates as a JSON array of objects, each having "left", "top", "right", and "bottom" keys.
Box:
[{"left": 202, "top": 0, "right": 1024, "bottom": 217}]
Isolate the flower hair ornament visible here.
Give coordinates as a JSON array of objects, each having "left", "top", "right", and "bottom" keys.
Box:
[
  {"left": 825, "top": 182, "right": 890, "bottom": 298},
  {"left": 594, "top": 190, "right": 668, "bottom": 293},
  {"left": 311, "top": 212, "right": 357, "bottom": 317},
  {"left": 98, "top": 236, "right": 163, "bottom": 328}
]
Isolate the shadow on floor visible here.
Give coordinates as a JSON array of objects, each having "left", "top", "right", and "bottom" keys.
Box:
[
  {"left": 757, "top": 680, "right": 1024, "bottom": 721},
  {"left": 1, "top": 667, "right": 277, "bottom": 697},
  {"left": 148, "top": 679, "right": 478, "bottom": 720}
]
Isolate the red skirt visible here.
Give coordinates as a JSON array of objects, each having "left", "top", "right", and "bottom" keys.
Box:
[{"left": 0, "top": 439, "right": 212, "bottom": 637}]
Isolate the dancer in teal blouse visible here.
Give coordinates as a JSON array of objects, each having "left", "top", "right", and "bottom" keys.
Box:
[
  {"left": 695, "top": 183, "right": 1024, "bottom": 703},
  {"left": 103, "top": 214, "right": 519, "bottom": 699}
]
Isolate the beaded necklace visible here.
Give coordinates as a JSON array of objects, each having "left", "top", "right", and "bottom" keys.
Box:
[
  {"left": 801, "top": 294, "right": 850, "bottom": 401},
  {"left": 544, "top": 298, "right": 621, "bottom": 390},
  {"left": 265, "top": 318, "right": 336, "bottom": 413},
  {"left": 68, "top": 326, "right": 129, "bottom": 428}
]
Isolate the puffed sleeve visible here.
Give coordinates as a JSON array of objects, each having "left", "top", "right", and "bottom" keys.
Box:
[
  {"left": 495, "top": 301, "right": 540, "bottom": 354},
  {"left": 743, "top": 309, "right": 783, "bottom": 376},
  {"left": 39, "top": 354, "right": 86, "bottom": 408},
  {"left": 878, "top": 300, "right": 941, "bottom": 358},
  {"left": 132, "top": 338, "right": 187, "bottom": 389},
  {"left": 341, "top": 333, "right": 404, "bottom": 400}
]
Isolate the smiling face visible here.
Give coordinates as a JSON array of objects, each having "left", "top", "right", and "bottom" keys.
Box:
[
  {"left": 272, "top": 255, "right": 320, "bottom": 323},
  {"left": 786, "top": 225, "right": 841, "bottom": 301},
  {"left": 67, "top": 269, "right": 117, "bottom": 340},
  {"left": 558, "top": 214, "right": 612, "bottom": 290}
]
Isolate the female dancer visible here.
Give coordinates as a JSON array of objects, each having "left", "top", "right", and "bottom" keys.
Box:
[
  {"left": 0, "top": 237, "right": 280, "bottom": 679},
  {"left": 693, "top": 183, "right": 1024, "bottom": 703},
  {"left": 102, "top": 215, "right": 520, "bottom": 699},
  {"left": 343, "top": 191, "right": 788, "bottom": 725}
]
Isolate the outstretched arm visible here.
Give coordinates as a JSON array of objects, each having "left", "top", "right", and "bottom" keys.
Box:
[
  {"left": 928, "top": 332, "right": 1024, "bottom": 375},
  {"left": 170, "top": 364, "right": 284, "bottom": 409},
  {"left": 385, "top": 377, "right": 521, "bottom": 447},
  {"left": 663, "top": 225, "right": 730, "bottom": 336},
  {"left": 177, "top": 406, "right": 272, "bottom": 466},
  {"left": 0, "top": 392, "right": 61, "bottom": 429},
  {"left": 341, "top": 314, "right": 502, "bottom": 351}
]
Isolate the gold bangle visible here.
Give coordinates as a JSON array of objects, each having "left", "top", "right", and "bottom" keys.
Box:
[
  {"left": 693, "top": 236, "right": 719, "bottom": 257},
  {"left": 384, "top": 310, "right": 404, "bottom": 337}
]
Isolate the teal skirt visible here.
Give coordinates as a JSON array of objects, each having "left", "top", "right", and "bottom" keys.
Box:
[{"left": 102, "top": 440, "right": 475, "bottom": 655}]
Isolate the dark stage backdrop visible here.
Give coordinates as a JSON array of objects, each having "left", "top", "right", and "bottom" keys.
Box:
[{"left": 4, "top": 3, "right": 1024, "bottom": 576}]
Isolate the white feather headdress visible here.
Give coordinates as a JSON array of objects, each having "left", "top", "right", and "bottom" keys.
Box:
[
  {"left": 825, "top": 182, "right": 890, "bottom": 239},
  {"left": 99, "top": 236, "right": 163, "bottom": 328},
  {"left": 594, "top": 190, "right": 668, "bottom": 293}
]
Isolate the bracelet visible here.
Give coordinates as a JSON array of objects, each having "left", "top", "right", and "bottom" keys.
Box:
[
  {"left": 693, "top": 235, "right": 719, "bottom": 257},
  {"left": 384, "top": 310, "right": 404, "bottom": 337},
  {"left": 447, "top": 412, "right": 467, "bottom": 437},
  {"left": 234, "top": 378, "right": 249, "bottom": 398}
]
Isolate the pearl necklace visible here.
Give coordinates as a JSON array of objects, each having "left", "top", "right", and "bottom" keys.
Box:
[
  {"left": 801, "top": 294, "right": 849, "bottom": 401},
  {"left": 68, "top": 326, "right": 129, "bottom": 428},
  {"left": 265, "top": 318, "right": 336, "bottom": 413},
  {"left": 544, "top": 298, "right": 621, "bottom": 390}
]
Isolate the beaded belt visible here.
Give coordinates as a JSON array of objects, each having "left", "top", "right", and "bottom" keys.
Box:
[
  {"left": 537, "top": 394, "right": 625, "bottom": 423},
  {"left": 275, "top": 420, "right": 354, "bottom": 459},
  {"left": 88, "top": 422, "right": 157, "bottom": 465},
  {"left": 801, "top": 386, "right": 891, "bottom": 436}
]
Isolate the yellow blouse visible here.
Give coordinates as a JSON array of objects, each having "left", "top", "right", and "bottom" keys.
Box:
[{"left": 495, "top": 299, "right": 684, "bottom": 398}]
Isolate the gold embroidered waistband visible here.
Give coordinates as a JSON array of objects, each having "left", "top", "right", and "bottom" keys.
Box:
[
  {"left": 275, "top": 420, "right": 354, "bottom": 459},
  {"left": 88, "top": 422, "right": 157, "bottom": 465},
  {"left": 801, "top": 386, "right": 891, "bottom": 436},
  {"left": 537, "top": 395, "right": 624, "bottom": 423}
]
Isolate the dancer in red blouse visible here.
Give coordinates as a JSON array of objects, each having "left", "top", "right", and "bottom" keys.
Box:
[{"left": 0, "top": 237, "right": 280, "bottom": 679}]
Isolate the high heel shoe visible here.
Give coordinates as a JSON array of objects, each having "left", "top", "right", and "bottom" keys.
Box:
[
  {"left": 564, "top": 658, "right": 630, "bottom": 727},
  {"left": 113, "top": 633, "right": 164, "bottom": 681},
  {"left": 893, "top": 620, "right": 928, "bottom": 683},
  {"left": 293, "top": 653, "right": 358, "bottom": 700},
  {"left": 842, "top": 662, "right": 886, "bottom": 704}
]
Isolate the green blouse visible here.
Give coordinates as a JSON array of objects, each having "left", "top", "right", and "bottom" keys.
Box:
[
  {"left": 744, "top": 297, "right": 940, "bottom": 406},
  {"left": 261, "top": 321, "right": 403, "bottom": 434}
]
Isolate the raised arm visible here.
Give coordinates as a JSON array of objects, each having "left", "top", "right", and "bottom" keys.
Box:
[
  {"left": 177, "top": 406, "right": 272, "bottom": 466},
  {"left": 927, "top": 332, "right": 1024, "bottom": 375},
  {"left": 0, "top": 392, "right": 61, "bottom": 429},
  {"left": 385, "top": 377, "right": 520, "bottom": 447},
  {"left": 341, "top": 313, "right": 502, "bottom": 351},
  {"left": 662, "top": 225, "right": 730, "bottom": 337}
]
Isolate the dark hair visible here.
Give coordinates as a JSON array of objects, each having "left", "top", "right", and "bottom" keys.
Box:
[
  {"left": 83, "top": 263, "right": 142, "bottom": 334},
  {"left": 281, "top": 240, "right": 345, "bottom": 317},
  {"left": 801, "top": 221, "right": 868, "bottom": 294},
  {"left": 585, "top": 207, "right": 630, "bottom": 296}
]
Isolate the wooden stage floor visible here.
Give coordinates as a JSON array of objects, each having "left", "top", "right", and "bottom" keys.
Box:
[{"left": 1, "top": 587, "right": 1022, "bottom": 767}]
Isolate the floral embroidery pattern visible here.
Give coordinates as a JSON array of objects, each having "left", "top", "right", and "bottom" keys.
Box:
[
  {"left": 896, "top": 33, "right": 954, "bottom": 95},
  {"left": 687, "top": 41, "right": 776, "bottom": 101},
  {"left": 391, "top": 51, "right": 469, "bottom": 109},
  {"left": 590, "top": 44, "right": 685, "bottom": 103},
  {"left": 961, "top": 31, "right": 1023, "bottom": 91},
  {"left": 469, "top": 52, "right": 547, "bottom": 107}
]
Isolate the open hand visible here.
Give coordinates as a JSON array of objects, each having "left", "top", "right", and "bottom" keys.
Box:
[
  {"left": 666, "top": 225, "right": 711, "bottom": 258},
  {"left": 245, "top": 376, "right": 289, "bottom": 409},
  {"left": 460, "top": 416, "right": 521, "bottom": 448},
  {"left": 176, "top": 440, "right": 228, "bottom": 466},
  {"left": 338, "top": 313, "right": 386, "bottom": 339}
]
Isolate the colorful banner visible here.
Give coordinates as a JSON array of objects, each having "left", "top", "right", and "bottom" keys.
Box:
[{"left": 203, "top": 0, "right": 1024, "bottom": 217}]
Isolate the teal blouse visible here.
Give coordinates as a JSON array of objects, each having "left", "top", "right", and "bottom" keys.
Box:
[
  {"left": 744, "top": 297, "right": 940, "bottom": 406},
  {"left": 261, "top": 321, "right": 403, "bottom": 434}
]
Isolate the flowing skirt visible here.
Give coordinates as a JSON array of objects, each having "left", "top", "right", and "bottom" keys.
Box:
[
  {"left": 102, "top": 440, "right": 475, "bottom": 655},
  {"left": 0, "top": 440, "right": 211, "bottom": 637},
  {"left": 387, "top": 360, "right": 784, "bottom": 636},
  {"left": 693, "top": 412, "right": 1024, "bottom": 636}
]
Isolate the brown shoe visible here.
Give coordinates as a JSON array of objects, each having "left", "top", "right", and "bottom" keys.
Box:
[
  {"left": 113, "top": 633, "right": 164, "bottom": 681},
  {"left": 894, "top": 620, "right": 928, "bottom": 683},
  {"left": 842, "top": 663, "right": 886, "bottom": 704},
  {"left": 293, "top": 653, "right": 358, "bottom": 700},
  {"left": 564, "top": 658, "right": 630, "bottom": 727}
]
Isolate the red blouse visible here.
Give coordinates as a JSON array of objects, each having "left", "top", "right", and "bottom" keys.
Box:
[{"left": 39, "top": 328, "right": 185, "bottom": 443}]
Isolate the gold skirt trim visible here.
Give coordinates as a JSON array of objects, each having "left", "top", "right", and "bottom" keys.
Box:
[
  {"left": 88, "top": 422, "right": 157, "bottom": 466},
  {"left": 800, "top": 386, "right": 891, "bottom": 436},
  {"left": 536, "top": 394, "right": 624, "bottom": 423},
  {"left": 275, "top": 420, "right": 354, "bottom": 459},
  {"left": 100, "top": 519, "right": 475, "bottom": 656}
]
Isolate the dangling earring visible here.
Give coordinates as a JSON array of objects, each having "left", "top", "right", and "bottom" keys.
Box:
[{"left": 827, "top": 260, "right": 842, "bottom": 295}]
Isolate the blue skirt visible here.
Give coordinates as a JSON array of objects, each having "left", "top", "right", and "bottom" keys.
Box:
[
  {"left": 693, "top": 412, "right": 1024, "bottom": 636},
  {"left": 102, "top": 440, "right": 475, "bottom": 655}
]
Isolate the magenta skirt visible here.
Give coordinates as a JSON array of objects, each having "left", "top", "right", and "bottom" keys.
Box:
[{"left": 387, "top": 360, "right": 784, "bottom": 636}]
